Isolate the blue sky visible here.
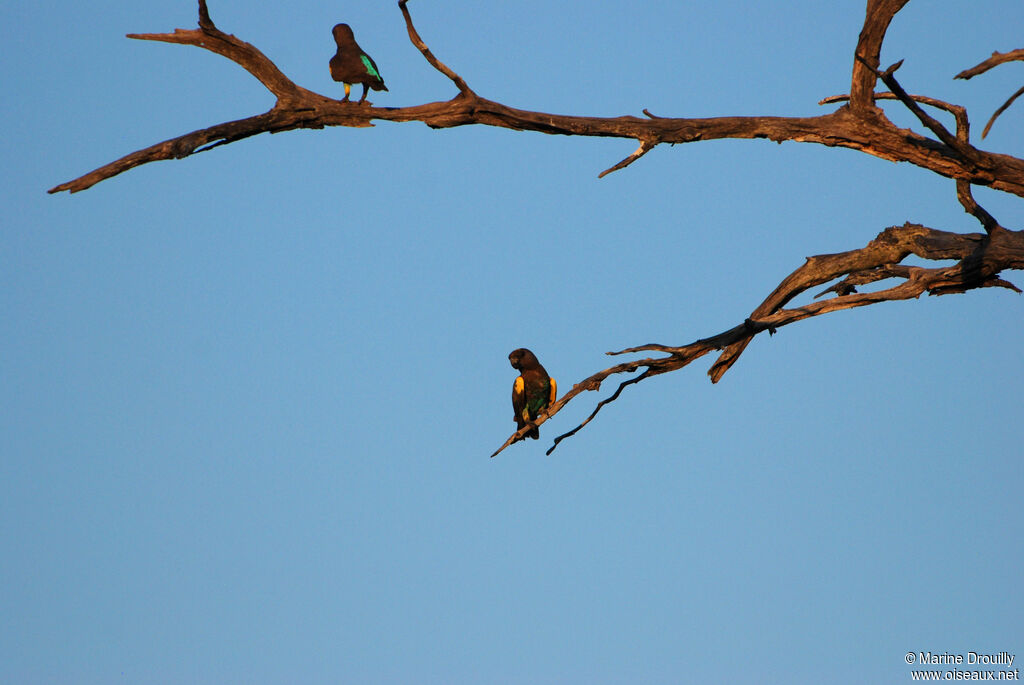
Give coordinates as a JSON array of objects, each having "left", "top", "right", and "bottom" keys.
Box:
[{"left": 3, "top": 1, "right": 1022, "bottom": 683}]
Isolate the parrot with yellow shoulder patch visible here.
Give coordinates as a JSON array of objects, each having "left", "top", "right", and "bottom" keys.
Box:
[{"left": 508, "top": 348, "right": 556, "bottom": 440}]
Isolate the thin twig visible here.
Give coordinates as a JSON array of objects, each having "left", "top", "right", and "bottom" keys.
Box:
[
  {"left": 598, "top": 140, "right": 656, "bottom": 178},
  {"left": 955, "top": 48, "right": 1024, "bottom": 80},
  {"left": 953, "top": 48, "right": 1024, "bottom": 140},
  {"left": 546, "top": 370, "right": 653, "bottom": 455},
  {"left": 397, "top": 0, "right": 474, "bottom": 96},
  {"left": 982, "top": 84, "right": 1024, "bottom": 139}
]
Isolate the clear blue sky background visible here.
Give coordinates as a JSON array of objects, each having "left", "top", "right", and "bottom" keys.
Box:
[{"left": 3, "top": 1, "right": 1022, "bottom": 682}]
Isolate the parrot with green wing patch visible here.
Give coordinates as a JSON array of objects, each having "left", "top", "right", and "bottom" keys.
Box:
[
  {"left": 509, "top": 348, "right": 557, "bottom": 441},
  {"left": 330, "top": 23, "right": 388, "bottom": 104}
]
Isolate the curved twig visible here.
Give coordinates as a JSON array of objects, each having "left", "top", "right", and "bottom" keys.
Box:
[
  {"left": 957, "top": 180, "right": 1000, "bottom": 232},
  {"left": 397, "top": 0, "right": 473, "bottom": 96},
  {"left": 982, "top": 84, "right": 1024, "bottom": 139},
  {"left": 546, "top": 370, "right": 654, "bottom": 456}
]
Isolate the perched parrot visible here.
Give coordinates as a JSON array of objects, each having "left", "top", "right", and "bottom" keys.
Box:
[
  {"left": 329, "top": 23, "right": 388, "bottom": 104},
  {"left": 509, "top": 348, "right": 557, "bottom": 440}
]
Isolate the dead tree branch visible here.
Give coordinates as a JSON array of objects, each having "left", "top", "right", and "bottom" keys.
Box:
[
  {"left": 397, "top": 0, "right": 472, "bottom": 96},
  {"left": 980, "top": 85, "right": 1024, "bottom": 140},
  {"left": 850, "top": 0, "right": 911, "bottom": 111},
  {"left": 957, "top": 180, "right": 1000, "bottom": 233},
  {"left": 819, "top": 92, "right": 968, "bottom": 135},
  {"left": 49, "top": 1, "right": 1024, "bottom": 196},
  {"left": 955, "top": 48, "right": 1024, "bottom": 139},
  {"left": 491, "top": 222, "right": 1024, "bottom": 457},
  {"left": 955, "top": 48, "right": 1024, "bottom": 80},
  {"left": 873, "top": 60, "right": 981, "bottom": 164}
]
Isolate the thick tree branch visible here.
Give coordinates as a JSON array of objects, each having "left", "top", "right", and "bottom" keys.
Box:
[
  {"left": 850, "top": 0, "right": 910, "bottom": 110},
  {"left": 706, "top": 222, "right": 1022, "bottom": 383},
  {"left": 820, "top": 91, "right": 969, "bottom": 138},
  {"left": 49, "top": 1, "right": 1024, "bottom": 196},
  {"left": 491, "top": 222, "right": 1023, "bottom": 457}
]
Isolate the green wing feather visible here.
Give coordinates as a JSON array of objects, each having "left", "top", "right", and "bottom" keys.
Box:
[
  {"left": 526, "top": 378, "right": 553, "bottom": 415},
  {"left": 360, "top": 54, "right": 381, "bottom": 80}
]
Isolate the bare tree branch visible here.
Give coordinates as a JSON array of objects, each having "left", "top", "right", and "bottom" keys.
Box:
[
  {"left": 49, "top": 1, "right": 1024, "bottom": 196},
  {"left": 706, "top": 221, "right": 1022, "bottom": 384},
  {"left": 955, "top": 48, "right": 1024, "bottom": 139},
  {"left": 48, "top": 4, "right": 349, "bottom": 194},
  {"left": 397, "top": 0, "right": 472, "bottom": 96},
  {"left": 598, "top": 140, "right": 657, "bottom": 179},
  {"left": 850, "top": 0, "right": 911, "bottom": 110},
  {"left": 872, "top": 60, "right": 983, "bottom": 167},
  {"left": 819, "top": 92, "right": 969, "bottom": 137},
  {"left": 981, "top": 85, "right": 1024, "bottom": 140},
  {"left": 491, "top": 222, "right": 1024, "bottom": 457},
  {"left": 957, "top": 180, "right": 1000, "bottom": 233},
  {"left": 955, "top": 48, "right": 1024, "bottom": 80}
]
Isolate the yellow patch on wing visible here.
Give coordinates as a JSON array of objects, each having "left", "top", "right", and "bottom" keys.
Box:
[
  {"left": 549, "top": 377, "right": 557, "bottom": 405},
  {"left": 513, "top": 376, "right": 529, "bottom": 421}
]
